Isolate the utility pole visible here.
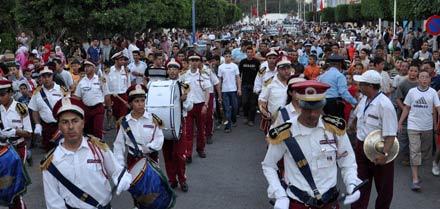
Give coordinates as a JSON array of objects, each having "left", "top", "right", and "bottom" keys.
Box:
[{"left": 192, "top": 0, "right": 196, "bottom": 44}]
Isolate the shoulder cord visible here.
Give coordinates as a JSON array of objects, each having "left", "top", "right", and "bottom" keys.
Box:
[{"left": 87, "top": 140, "right": 109, "bottom": 179}]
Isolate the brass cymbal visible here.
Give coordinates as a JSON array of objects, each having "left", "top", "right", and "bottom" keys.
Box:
[{"left": 363, "top": 130, "right": 399, "bottom": 164}]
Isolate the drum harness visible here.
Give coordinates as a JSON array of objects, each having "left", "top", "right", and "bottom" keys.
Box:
[
  {"left": 277, "top": 107, "right": 339, "bottom": 208},
  {"left": 120, "top": 116, "right": 158, "bottom": 158}
]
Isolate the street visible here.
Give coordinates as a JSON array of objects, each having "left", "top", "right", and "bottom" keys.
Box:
[{"left": 2, "top": 117, "right": 440, "bottom": 209}]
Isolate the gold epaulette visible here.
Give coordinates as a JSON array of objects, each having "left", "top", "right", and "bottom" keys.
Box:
[
  {"left": 258, "top": 67, "right": 267, "bottom": 76},
  {"left": 60, "top": 86, "right": 69, "bottom": 96},
  {"left": 33, "top": 86, "right": 42, "bottom": 96},
  {"left": 268, "top": 122, "right": 292, "bottom": 144},
  {"left": 263, "top": 76, "right": 274, "bottom": 87},
  {"left": 100, "top": 76, "right": 106, "bottom": 83},
  {"left": 16, "top": 102, "right": 28, "bottom": 118},
  {"left": 152, "top": 113, "right": 163, "bottom": 128},
  {"left": 322, "top": 115, "right": 346, "bottom": 136},
  {"left": 88, "top": 135, "right": 109, "bottom": 151},
  {"left": 181, "top": 82, "right": 190, "bottom": 95},
  {"left": 40, "top": 148, "right": 56, "bottom": 170},
  {"left": 115, "top": 116, "right": 124, "bottom": 130}
]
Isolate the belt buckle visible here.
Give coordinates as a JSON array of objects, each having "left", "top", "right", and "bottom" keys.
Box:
[{"left": 80, "top": 193, "right": 88, "bottom": 201}]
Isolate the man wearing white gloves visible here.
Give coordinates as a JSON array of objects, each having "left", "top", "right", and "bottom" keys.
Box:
[
  {"left": 262, "top": 80, "right": 362, "bottom": 209},
  {"left": 28, "top": 67, "right": 67, "bottom": 151},
  {"left": 41, "top": 97, "right": 131, "bottom": 209}
]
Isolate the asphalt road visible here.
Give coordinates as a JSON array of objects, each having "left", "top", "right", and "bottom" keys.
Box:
[{"left": 2, "top": 116, "right": 440, "bottom": 209}]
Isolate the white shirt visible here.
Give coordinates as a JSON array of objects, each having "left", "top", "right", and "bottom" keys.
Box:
[
  {"left": 271, "top": 103, "right": 299, "bottom": 129},
  {"left": 258, "top": 75, "right": 287, "bottom": 115},
  {"left": 28, "top": 84, "right": 64, "bottom": 123},
  {"left": 43, "top": 137, "right": 124, "bottom": 209},
  {"left": 180, "top": 68, "right": 212, "bottom": 104},
  {"left": 113, "top": 111, "right": 164, "bottom": 167},
  {"left": 74, "top": 74, "right": 108, "bottom": 106},
  {"left": 203, "top": 66, "right": 220, "bottom": 93},
  {"left": 59, "top": 70, "right": 74, "bottom": 90},
  {"left": 0, "top": 100, "right": 32, "bottom": 145},
  {"left": 355, "top": 93, "right": 398, "bottom": 141},
  {"left": 380, "top": 71, "right": 392, "bottom": 94},
  {"left": 128, "top": 61, "right": 148, "bottom": 84},
  {"left": 104, "top": 65, "right": 130, "bottom": 95},
  {"left": 262, "top": 115, "right": 361, "bottom": 200},
  {"left": 404, "top": 87, "right": 440, "bottom": 131},
  {"left": 218, "top": 62, "right": 239, "bottom": 92},
  {"left": 254, "top": 66, "right": 277, "bottom": 94}
]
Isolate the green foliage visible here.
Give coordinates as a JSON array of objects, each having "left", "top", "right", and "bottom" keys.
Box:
[
  {"left": 305, "top": 11, "right": 314, "bottom": 22},
  {"left": 195, "top": 0, "right": 241, "bottom": 28},
  {"left": 361, "top": 0, "right": 392, "bottom": 20},
  {"left": 347, "top": 4, "right": 362, "bottom": 22},
  {"left": 321, "top": 7, "right": 335, "bottom": 23},
  {"left": 335, "top": 4, "right": 349, "bottom": 23},
  {"left": 0, "top": 33, "right": 16, "bottom": 53}
]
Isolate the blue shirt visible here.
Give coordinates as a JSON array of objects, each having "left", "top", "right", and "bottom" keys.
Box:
[
  {"left": 231, "top": 48, "right": 246, "bottom": 63},
  {"left": 87, "top": 46, "right": 101, "bottom": 63},
  {"left": 318, "top": 67, "right": 357, "bottom": 105},
  {"left": 299, "top": 53, "right": 309, "bottom": 66}
]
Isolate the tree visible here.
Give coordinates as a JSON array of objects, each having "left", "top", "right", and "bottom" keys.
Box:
[
  {"left": 361, "top": 0, "right": 392, "bottom": 20},
  {"left": 347, "top": 3, "right": 362, "bottom": 22},
  {"left": 305, "top": 11, "right": 314, "bottom": 22},
  {"left": 321, "top": 7, "right": 335, "bottom": 23},
  {"left": 196, "top": 0, "right": 241, "bottom": 28},
  {"left": 335, "top": 4, "right": 349, "bottom": 23}
]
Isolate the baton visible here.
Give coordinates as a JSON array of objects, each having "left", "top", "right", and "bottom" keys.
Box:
[{"left": 338, "top": 179, "right": 369, "bottom": 203}]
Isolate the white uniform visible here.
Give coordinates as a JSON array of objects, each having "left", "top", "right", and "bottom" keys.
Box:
[
  {"left": 113, "top": 111, "right": 164, "bottom": 167},
  {"left": 202, "top": 65, "right": 220, "bottom": 94},
  {"left": 258, "top": 75, "right": 287, "bottom": 115},
  {"left": 42, "top": 136, "right": 125, "bottom": 209},
  {"left": 0, "top": 100, "right": 32, "bottom": 145},
  {"left": 354, "top": 93, "right": 398, "bottom": 141},
  {"left": 271, "top": 103, "right": 299, "bottom": 129},
  {"left": 74, "top": 75, "right": 108, "bottom": 106},
  {"left": 28, "top": 84, "right": 65, "bottom": 123},
  {"left": 180, "top": 68, "right": 212, "bottom": 104},
  {"left": 128, "top": 61, "right": 148, "bottom": 84},
  {"left": 103, "top": 65, "right": 130, "bottom": 95},
  {"left": 262, "top": 115, "right": 361, "bottom": 201},
  {"left": 254, "top": 66, "right": 277, "bottom": 94}
]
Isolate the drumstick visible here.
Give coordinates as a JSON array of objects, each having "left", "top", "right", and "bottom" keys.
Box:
[{"left": 111, "top": 167, "right": 127, "bottom": 194}]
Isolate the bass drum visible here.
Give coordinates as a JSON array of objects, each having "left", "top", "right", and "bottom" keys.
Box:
[{"left": 146, "top": 80, "right": 182, "bottom": 140}]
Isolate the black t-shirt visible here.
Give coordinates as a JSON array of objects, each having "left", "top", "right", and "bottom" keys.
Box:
[
  {"left": 144, "top": 65, "right": 167, "bottom": 79},
  {"left": 239, "top": 58, "right": 260, "bottom": 85},
  {"left": 291, "top": 62, "right": 304, "bottom": 76}
]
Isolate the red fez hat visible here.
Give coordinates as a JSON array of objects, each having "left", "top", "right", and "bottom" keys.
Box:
[
  {"left": 0, "top": 80, "right": 13, "bottom": 91},
  {"left": 52, "top": 97, "right": 86, "bottom": 119},
  {"left": 291, "top": 80, "right": 330, "bottom": 102},
  {"left": 126, "top": 84, "right": 147, "bottom": 101}
]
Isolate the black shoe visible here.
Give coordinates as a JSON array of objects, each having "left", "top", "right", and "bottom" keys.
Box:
[
  {"left": 206, "top": 136, "right": 213, "bottom": 144},
  {"left": 186, "top": 156, "right": 192, "bottom": 164},
  {"left": 181, "top": 182, "right": 189, "bottom": 192},
  {"left": 170, "top": 182, "right": 178, "bottom": 189},
  {"left": 198, "top": 151, "right": 207, "bottom": 158},
  {"left": 26, "top": 157, "right": 33, "bottom": 167}
]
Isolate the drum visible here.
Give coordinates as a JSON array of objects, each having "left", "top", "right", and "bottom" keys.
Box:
[
  {"left": 128, "top": 157, "right": 175, "bottom": 209},
  {"left": 0, "top": 145, "right": 30, "bottom": 206},
  {"left": 146, "top": 80, "right": 182, "bottom": 140}
]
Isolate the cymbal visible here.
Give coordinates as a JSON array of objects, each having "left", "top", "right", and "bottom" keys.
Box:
[{"left": 363, "top": 130, "right": 399, "bottom": 164}]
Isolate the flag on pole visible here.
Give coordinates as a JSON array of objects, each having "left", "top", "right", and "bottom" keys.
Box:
[
  {"left": 317, "top": 0, "right": 325, "bottom": 12},
  {"left": 251, "top": 5, "right": 258, "bottom": 17}
]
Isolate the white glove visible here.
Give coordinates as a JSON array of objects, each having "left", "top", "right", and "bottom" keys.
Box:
[
  {"left": 343, "top": 184, "right": 361, "bottom": 205},
  {"left": 2, "top": 128, "right": 16, "bottom": 138},
  {"left": 274, "top": 197, "right": 289, "bottom": 209},
  {"left": 141, "top": 144, "right": 155, "bottom": 154},
  {"left": 116, "top": 171, "right": 132, "bottom": 195},
  {"left": 34, "top": 124, "right": 42, "bottom": 136}
]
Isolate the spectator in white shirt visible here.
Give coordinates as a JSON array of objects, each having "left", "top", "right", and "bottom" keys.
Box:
[
  {"left": 218, "top": 50, "right": 241, "bottom": 133},
  {"left": 398, "top": 71, "right": 440, "bottom": 191},
  {"left": 128, "top": 50, "right": 148, "bottom": 84}
]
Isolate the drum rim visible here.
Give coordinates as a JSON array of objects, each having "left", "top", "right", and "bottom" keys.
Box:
[
  {"left": 0, "top": 145, "right": 9, "bottom": 156},
  {"left": 129, "top": 158, "right": 148, "bottom": 186}
]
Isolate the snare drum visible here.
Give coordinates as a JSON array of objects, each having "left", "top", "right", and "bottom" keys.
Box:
[
  {"left": 128, "top": 157, "right": 175, "bottom": 209},
  {"left": 146, "top": 80, "right": 182, "bottom": 140},
  {"left": 0, "top": 145, "right": 30, "bottom": 206}
]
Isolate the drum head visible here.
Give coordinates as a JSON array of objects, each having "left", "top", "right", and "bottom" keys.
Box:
[{"left": 146, "top": 80, "right": 182, "bottom": 140}]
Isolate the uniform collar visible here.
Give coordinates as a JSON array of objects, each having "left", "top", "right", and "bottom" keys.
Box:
[
  {"left": 43, "top": 83, "right": 60, "bottom": 92},
  {"left": 126, "top": 110, "right": 150, "bottom": 121},
  {"left": 53, "top": 136, "right": 90, "bottom": 161},
  {"left": 291, "top": 115, "right": 325, "bottom": 138},
  {"left": 0, "top": 100, "right": 17, "bottom": 113},
  {"left": 85, "top": 74, "right": 98, "bottom": 81}
]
